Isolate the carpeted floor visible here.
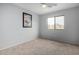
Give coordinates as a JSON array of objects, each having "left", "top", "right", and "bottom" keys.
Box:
[{"left": 0, "top": 39, "right": 79, "bottom": 55}]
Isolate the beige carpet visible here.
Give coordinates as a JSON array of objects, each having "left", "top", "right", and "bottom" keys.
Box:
[{"left": 0, "top": 39, "right": 79, "bottom": 55}]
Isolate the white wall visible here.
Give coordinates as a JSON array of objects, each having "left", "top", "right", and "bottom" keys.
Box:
[
  {"left": 0, "top": 3, "right": 39, "bottom": 49},
  {"left": 39, "top": 6, "right": 79, "bottom": 45}
]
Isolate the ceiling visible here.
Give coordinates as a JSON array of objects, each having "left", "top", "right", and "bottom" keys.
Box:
[{"left": 14, "top": 3, "right": 79, "bottom": 15}]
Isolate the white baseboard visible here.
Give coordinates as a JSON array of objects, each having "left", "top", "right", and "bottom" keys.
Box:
[{"left": 0, "top": 38, "right": 37, "bottom": 51}]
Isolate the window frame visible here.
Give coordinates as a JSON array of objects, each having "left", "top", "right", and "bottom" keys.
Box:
[
  {"left": 48, "top": 15, "right": 64, "bottom": 30},
  {"left": 48, "top": 17, "right": 55, "bottom": 29}
]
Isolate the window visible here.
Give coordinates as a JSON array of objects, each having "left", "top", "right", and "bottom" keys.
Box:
[
  {"left": 48, "top": 16, "right": 64, "bottom": 29},
  {"left": 56, "top": 16, "right": 64, "bottom": 29},
  {"left": 48, "top": 17, "right": 54, "bottom": 29}
]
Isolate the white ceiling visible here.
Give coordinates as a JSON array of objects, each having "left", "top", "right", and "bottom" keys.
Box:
[{"left": 14, "top": 3, "right": 79, "bottom": 15}]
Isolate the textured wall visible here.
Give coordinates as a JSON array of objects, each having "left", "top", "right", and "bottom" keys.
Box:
[
  {"left": 39, "top": 6, "right": 79, "bottom": 45},
  {"left": 0, "top": 3, "right": 39, "bottom": 49}
]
